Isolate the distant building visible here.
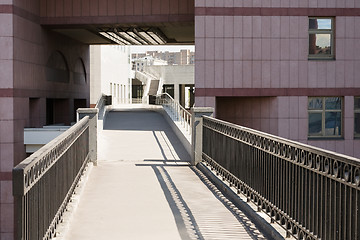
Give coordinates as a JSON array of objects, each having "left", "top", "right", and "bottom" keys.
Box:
[
  {"left": 132, "top": 56, "right": 168, "bottom": 72},
  {"left": 131, "top": 50, "right": 195, "bottom": 108},
  {"left": 131, "top": 49, "right": 195, "bottom": 66}
]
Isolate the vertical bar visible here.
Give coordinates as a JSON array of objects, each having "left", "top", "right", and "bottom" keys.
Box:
[
  {"left": 319, "top": 174, "right": 324, "bottom": 239},
  {"left": 356, "top": 189, "right": 360, "bottom": 240},
  {"left": 299, "top": 166, "right": 304, "bottom": 226}
]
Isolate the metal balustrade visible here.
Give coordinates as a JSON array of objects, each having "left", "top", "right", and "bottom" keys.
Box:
[
  {"left": 13, "top": 116, "right": 90, "bottom": 240},
  {"left": 156, "top": 93, "right": 192, "bottom": 137},
  {"left": 202, "top": 116, "right": 360, "bottom": 240}
]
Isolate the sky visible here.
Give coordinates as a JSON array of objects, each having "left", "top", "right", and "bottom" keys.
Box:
[
  {"left": 130, "top": 45, "right": 195, "bottom": 53},
  {"left": 317, "top": 19, "right": 331, "bottom": 29}
]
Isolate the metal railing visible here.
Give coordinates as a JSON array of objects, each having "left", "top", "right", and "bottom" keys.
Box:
[
  {"left": 156, "top": 93, "right": 192, "bottom": 136},
  {"left": 13, "top": 116, "right": 90, "bottom": 240},
  {"left": 202, "top": 116, "right": 360, "bottom": 240}
]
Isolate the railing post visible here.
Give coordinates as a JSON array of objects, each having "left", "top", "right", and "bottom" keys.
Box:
[
  {"left": 191, "top": 107, "right": 214, "bottom": 166},
  {"left": 77, "top": 108, "right": 98, "bottom": 166}
]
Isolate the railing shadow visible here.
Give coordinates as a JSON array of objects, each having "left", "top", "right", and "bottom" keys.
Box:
[
  {"left": 190, "top": 167, "right": 268, "bottom": 240},
  {"left": 150, "top": 165, "right": 204, "bottom": 240},
  {"left": 134, "top": 111, "right": 265, "bottom": 239}
]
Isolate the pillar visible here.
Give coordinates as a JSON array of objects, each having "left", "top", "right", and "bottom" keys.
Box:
[
  {"left": 77, "top": 108, "right": 98, "bottom": 166},
  {"left": 191, "top": 107, "right": 214, "bottom": 166}
]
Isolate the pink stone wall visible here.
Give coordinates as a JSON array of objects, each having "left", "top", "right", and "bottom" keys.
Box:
[
  {"left": 195, "top": 1, "right": 360, "bottom": 158},
  {"left": 216, "top": 97, "right": 279, "bottom": 135},
  {"left": 196, "top": 14, "right": 360, "bottom": 92},
  {"left": 39, "top": 0, "right": 195, "bottom": 18},
  {"left": 216, "top": 95, "right": 360, "bottom": 158},
  {"left": 0, "top": 1, "right": 90, "bottom": 238},
  {"left": 0, "top": 4, "right": 15, "bottom": 239}
]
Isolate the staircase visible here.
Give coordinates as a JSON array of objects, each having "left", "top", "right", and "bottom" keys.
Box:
[{"left": 148, "top": 79, "right": 159, "bottom": 95}]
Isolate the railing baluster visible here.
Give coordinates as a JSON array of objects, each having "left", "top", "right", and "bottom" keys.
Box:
[
  {"left": 13, "top": 117, "right": 91, "bottom": 240},
  {"left": 201, "top": 116, "right": 360, "bottom": 240},
  {"left": 156, "top": 93, "right": 192, "bottom": 139}
]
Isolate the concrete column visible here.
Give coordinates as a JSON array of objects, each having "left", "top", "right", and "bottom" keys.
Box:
[
  {"left": 77, "top": 108, "right": 98, "bottom": 166},
  {"left": 191, "top": 107, "right": 214, "bottom": 166},
  {"left": 174, "top": 84, "right": 180, "bottom": 103}
]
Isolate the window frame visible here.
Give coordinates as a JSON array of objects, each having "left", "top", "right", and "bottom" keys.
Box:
[
  {"left": 354, "top": 97, "right": 360, "bottom": 138},
  {"left": 308, "top": 17, "right": 335, "bottom": 60},
  {"left": 308, "top": 97, "right": 343, "bottom": 139}
]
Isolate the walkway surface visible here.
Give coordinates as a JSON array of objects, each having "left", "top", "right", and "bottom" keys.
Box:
[{"left": 64, "top": 106, "right": 268, "bottom": 240}]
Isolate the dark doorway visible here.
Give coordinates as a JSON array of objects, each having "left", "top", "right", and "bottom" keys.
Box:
[
  {"left": 29, "top": 98, "right": 41, "bottom": 128},
  {"left": 163, "top": 84, "right": 174, "bottom": 98},
  {"left": 46, "top": 98, "right": 70, "bottom": 125},
  {"left": 179, "top": 84, "right": 194, "bottom": 109},
  {"left": 74, "top": 99, "right": 87, "bottom": 121}
]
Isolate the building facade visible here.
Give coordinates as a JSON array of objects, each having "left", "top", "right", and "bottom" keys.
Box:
[
  {"left": 90, "top": 45, "right": 131, "bottom": 106},
  {"left": 0, "top": 2, "right": 90, "bottom": 238},
  {"left": 0, "top": 0, "right": 195, "bottom": 238},
  {"left": 194, "top": 1, "right": 360, "bottom": 158},
  {"left": 1, "top": 0, "right": 360, "bottom": 239}
]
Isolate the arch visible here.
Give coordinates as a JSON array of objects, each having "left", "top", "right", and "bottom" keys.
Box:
[
  {"left": 45, "top": 51, "right": 70, "bottom": 83},
  {"left": 74, "top": 58, "right": 87, "bottom": 84}
]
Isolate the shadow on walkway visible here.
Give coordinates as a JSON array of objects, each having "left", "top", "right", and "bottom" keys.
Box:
[{"left": 102, "top": 109, "right": 191, "bottom": 162}]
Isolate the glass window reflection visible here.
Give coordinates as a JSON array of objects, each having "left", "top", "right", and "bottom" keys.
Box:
[
  {"left": 308, "top": 18, "right": 334, "bottom": 59},
  {"left": 354, "top": 97, "right": 360, "bottom": 137},
  {"left": 309, "top": 34, "right": 331, "bottom": 55},
  {"left": 325, "top": 112, "right": 341, "bottom": 136},
  {"left": 309, "top": 19, "right": 332, "bottom": 30},
  {"left": 308, "top": 97, "right": 342, "bottom": 138},
  {"left": 355, "top": 113, "right": 360, "bottom": 135},
  {"left": 325, "top": 97, "right": 341, "bottom": 110},
  {"left": 308, "top": 98, "right": 322, "bottom": 110},
  {"left": 309, "top": 113, "right": 322, "bottom": 136}
]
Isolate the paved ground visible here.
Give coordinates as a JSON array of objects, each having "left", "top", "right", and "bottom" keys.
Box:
[{"left": 64, "top": 106, "right": 267, "bottom": 240}]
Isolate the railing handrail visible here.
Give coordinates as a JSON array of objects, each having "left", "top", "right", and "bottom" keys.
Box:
[
  {"left": 156, "top": 92, "right": 192, "bottom": 140},
  {"left": 135, "top": 69, "right": 158, "bottom": 81},
  {"left": 95, "top": 94, "right": 107, "bottom": 109},
  {"left": 160, "top": 92, "right": 192, "bottom": 116},
  {"left": 202, "top": 116, "right": 360, "bottom": 240},
  {"left": 13, "top": 116, "right": 90, "bottom": 196},
  {"left": 203, "top": 115, "right": 360, "bottom": 167},
  {"left": 13, "top": 116, "right": 91, "bottom": 240}
]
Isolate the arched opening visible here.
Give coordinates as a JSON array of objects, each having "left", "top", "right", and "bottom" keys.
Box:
[
  {"left": 74, "top": 58, "right": 87, "bottom": 84},
  {"left": 45, "top": 50, "right": 70, "bottom": 83}
]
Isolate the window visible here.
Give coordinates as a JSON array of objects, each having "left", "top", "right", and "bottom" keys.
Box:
[
  {"left": 354, "top": 97, "right": 360, "bottom": 137},
  {"left": 308, "top": 17, "right": 334, "bottom": 59},
  {"left": 308, "top": 97, "right": 342, "bottom": 138}
]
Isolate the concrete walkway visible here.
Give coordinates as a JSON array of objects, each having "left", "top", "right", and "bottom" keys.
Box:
[{"left": 64, "top": 107, "right": 267, "bottom": 240}]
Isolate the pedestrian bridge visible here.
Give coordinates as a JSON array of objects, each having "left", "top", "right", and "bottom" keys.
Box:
[
  {"left": 63, "top": 107, "right": 267, "bottom": 240},
  {"left": 13, "top": 95, "right": 360, "bottom": 240}
]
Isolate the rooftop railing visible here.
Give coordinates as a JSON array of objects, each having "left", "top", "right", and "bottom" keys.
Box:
[
  {"left": 156, "top": 93, "right": 192, "bottom": 140},
  {"left": 201, "top": 116, "right": 360, "bottom": 240}
]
